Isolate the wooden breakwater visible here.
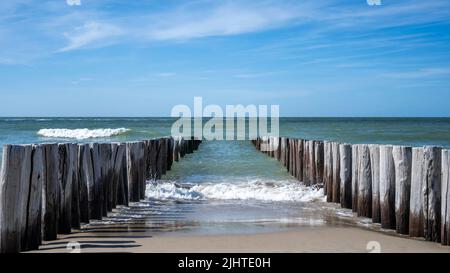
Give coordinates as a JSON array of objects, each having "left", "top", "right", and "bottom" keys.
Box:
[
  {"left": 252, "top": 136, "right": 450, "bottom": 247},
  {"left": 0, "top": 136, "right": 201, "bottom": 253}
]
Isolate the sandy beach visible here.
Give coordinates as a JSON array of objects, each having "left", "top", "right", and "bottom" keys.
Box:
[{"left": 30, "top": 226, "right": 450, "bottom": 253}]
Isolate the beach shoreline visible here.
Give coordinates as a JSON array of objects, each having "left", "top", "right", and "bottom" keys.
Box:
[{"left": 30, "top": 226, "right": 450, "bottom": 253}]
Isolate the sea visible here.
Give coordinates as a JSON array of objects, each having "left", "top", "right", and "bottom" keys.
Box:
[{"left": 1, "top": 117, "right": 450, "bottom": 237}]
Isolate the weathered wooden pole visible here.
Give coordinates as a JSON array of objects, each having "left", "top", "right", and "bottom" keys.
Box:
[
  {"left": 127, "top": 142, "right": 140, "bottom": 202},
  {"left": 112, "top": 143, "right": 126, "bottom": 209},
  {"left": 22, "top": 145, "right": 45, "bottom": 251},
  {"left": 69, "top": 144, "right": 81, "bottom": 230},
  {"left": 308, "top": 141, "right": 316, "bottom": 185},
  {"left": 410, "top": 146, "right": 442, "bottom": 241},
  {"left": 324, "top": 141, "right": 333, "bottom": 201},
  {"left": 288, "top": 139, "right": 294, "bottom": 175},
  {"left": 78, "top": 144, "right": 92, "bottom": 223},
  {"left": 442, "top": 149, "right": 450, "bottom": 245},
  {"left": 173, "top": 137, "right": 180, "bottom": 162},
  {"left": 369, "top": 145, "right": 381, "bottom": 224},
  {"left": 379, "top": 145, "right": 396, "bottom": 229},
  {"left": 0, "top": 145, "right": 32, "bottom": 253},
  {"left": 160, "top": 138, "right": 168, "bottom": 176},
  {"left": 303, "top": 140, "right": 310, "bottom": 185},
  {"left": 315, "top": 141, "right": 324, "bottom": 185},
  {"left": 57, "top": 143, "right": 75, "bottom": 234},
  {"left": 339, "top": 144, "right": 352, "bottom": 209},
  {"left": 89, "top": 143, "right": 103, "bottom": 220},
  {"left": 139, "top": 141, "right": 147, "bottom": 200},
  {"left": 285, "top": 138, "right": 290, "bottom": 168},
  {"left": 296, "top": 139, "right": 304, "bottom": 182},
  {"left": 179, "top": 138, "right": 186, "bottom": 158},
  {"left": 99, "top": 143, "right": 112, "bottom": 216},
  {"left": 331, "top": 142, "right": 340, "bottom": 203},
  {"left": 280, "top": 137, "right": 287, "bottom": 167},
  {"left": 410, "top": 147, "right": 425, "bottom": 238},
  {"left": 357, "top": 144, "right": 372, "bottom": 218},
  {"left": 41, "top": 144, "right": 60, "bottom": 241},
  {"left": 423, "top": 146, "right": 441, "bottom": 242},
  {"left": 167, "top": 138, "right": 174, "bottom": 171},
  {"left": 117, "top": 151, "right": 129, "bottom": 206},
  {"left": 351, "top": 145, "right": 359, "bottom": 213},
  {"left": 393, "top": 145, "right": 412, "bottom": 235}
]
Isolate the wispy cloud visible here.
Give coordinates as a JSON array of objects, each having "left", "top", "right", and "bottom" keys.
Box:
[
  {"left": 382, "top": 68, "right": 450, "bottom": 79},
  {"left": 59, "top": 21, "right": 122, "bottom": 52},
  {"left": 146, "top": 1, "right": 303, "bottom": 41}
]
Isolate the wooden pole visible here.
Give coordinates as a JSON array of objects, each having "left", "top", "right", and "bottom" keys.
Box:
[
  {"left": 57, "top": 144, "right": 74, "bottom": 234},
  {"left": 357, "top": 144, "right": 372, "bottom": 218},
  {"left": 315, "top": 141, "right": 324, "bottom": 186},
  {"left": 78, "top": 144, "right": 92, "bottom": 223},
  {"left": 324, "top": 141, "right": 333, "bottom": 201},
  {"left": 296, "top": 139, "right": 304, "bottom": 182},
  {"left": 127, "top": 142, "right": 140, "bottom": 202},
  {"left": 280, "top": 138, "right": 286, "bottom": 167},
  {"left": 160, "top": 138, "right": 168, "bottom": 176},
  {"left": 331, "top": 142, "right": 340, "bottom": 203},
  {"left": 351, "top": 145, "right": 359, "bottom": 213},
  {"left": 173, "top": 137, "right": 180, "bottom": 162},
  {"left": 69, "top": 144, "right": 80, "bottom": 230},
  {"left": 112, "top": 143, "right": 126, "bottom": 209},
  {"left": 89, "top": 143, "right": 102, "bottom": 220},
  {"left": 139, "top": 141, "right": 146, "bottom": 200},
  {"left": 99, "top": 143, "right": 112, "bottom": 216},
  {"left": 380, "top": 145, "right": 395, "bottom": 229},
  {"left": 303, "top": 140, "right": 310, "bottom": 185},
  {"left": 410, "top": 147, "right": 425, "bottom": 238},
  {"left": 22, "top": 145, "right": 45, "bottom": 251},
  {"left": 167, "top": 138, "right": 174, "bottom": 171},
  {"left": 423, "top": 146, "right": 441, "bottom": 242},
  {"left": 309, "top": 141, "right": 316, "bottom": 185},
  {"left": 42, "top": 144, "right": 60, "bottom": 241},
  {"left": 393, "top": 145, "right": 412, "bottom": 235},
  {"left": 442, "top": 149, "right": 450, "bottom": 245},
  {"left": 369, "top": 144, "right": 381, "bottom": 224},
  {"left": 117, "top": 150, "right": 128, "bottom": 206},
  {"left": 339, "top": 144, "right": 352, "bottom": 209},
  {"left": 0, "top": 145, "right": 32, "bottom": 253},
  {"left": 409, "top": 146, "right": 442, "bottom": 241}
]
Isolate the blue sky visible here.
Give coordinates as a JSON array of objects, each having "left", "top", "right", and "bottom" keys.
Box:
[{"left": 0, "top": 0, "right": 450, "bottom": 117}]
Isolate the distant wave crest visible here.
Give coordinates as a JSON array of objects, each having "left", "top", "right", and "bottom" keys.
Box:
[
  {"left": 146, "top": 180, "right": 325, "bottom": 202},
  {"left": 37, "top": 128, "right": 131, "bottom": 139}
]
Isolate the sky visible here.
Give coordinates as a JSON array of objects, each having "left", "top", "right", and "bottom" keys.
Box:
[{"left": 0, "top": 0, "right": 450, "bottom": 117}]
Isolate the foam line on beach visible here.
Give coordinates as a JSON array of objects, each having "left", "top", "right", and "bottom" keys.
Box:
[{"left": 146, "top": 180, "right": 324, "bottom": 202}]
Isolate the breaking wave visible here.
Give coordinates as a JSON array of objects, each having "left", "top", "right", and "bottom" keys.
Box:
[
  {"left": 145, "top": 179, "right": 325, "bottom": 203},
  {"left": 37, "top": 128, "right": 130, "bottom": 139}
]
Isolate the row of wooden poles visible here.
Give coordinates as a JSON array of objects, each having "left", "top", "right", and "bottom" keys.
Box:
[
  {"left": 252, "top": 136, "right": 450, "bottom": 247},
  {"left": 0, "top": 136, "right": 201, "bottom": 253}
]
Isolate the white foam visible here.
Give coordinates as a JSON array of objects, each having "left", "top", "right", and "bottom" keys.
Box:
[
  {"left": 37, "top": 128, "right": 130, "bottom": 139},
  {"left": 146, "top": 179, "right": 325, "bottom": 203}
]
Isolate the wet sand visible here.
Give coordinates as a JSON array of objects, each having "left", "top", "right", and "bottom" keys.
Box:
[{"left": 30, "top": 226, "right": 450, "bottom": 253}]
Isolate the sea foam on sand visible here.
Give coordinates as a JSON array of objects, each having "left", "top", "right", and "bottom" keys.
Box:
[{"left": 37, "top": 128, "right": 130, "bottom": 139}]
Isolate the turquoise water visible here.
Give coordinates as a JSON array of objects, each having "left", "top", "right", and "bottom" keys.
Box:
[
  {"left": 2, "top": 117, "right": 450, "bottom": 148},
  {"left": 1, "top": 117, "right": 450, "bottom": 235}
]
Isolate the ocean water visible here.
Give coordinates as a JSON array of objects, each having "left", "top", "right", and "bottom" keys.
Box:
[{"left": 1, "top": 117, "right": 450, "bottom": 235}]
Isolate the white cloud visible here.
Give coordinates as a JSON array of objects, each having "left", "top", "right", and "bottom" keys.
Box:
[
  {"left": 59, "top": 21, "right": 122, "bottom": 52},
  {"left": 147, "top": 2, "right": 303, "bottom": 41},
  {"left": 66, "top": 0, "right": 81, "bottom": 6}
]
